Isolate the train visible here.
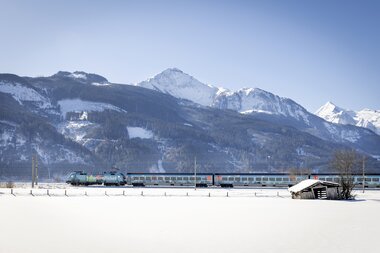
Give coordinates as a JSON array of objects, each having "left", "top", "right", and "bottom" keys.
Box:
[{"left": 66, "top": 171, "right": 380, "bottom": 188}]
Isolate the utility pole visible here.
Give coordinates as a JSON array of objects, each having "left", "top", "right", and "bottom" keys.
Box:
[
  {"left": 194, "top": 156, "right": 197, "bottom": 190},
  {"left": 32, "top": 155, "right": 35, "bottom": 188},
  {"left": 31, "top": 154, "right": 38, "bottom": 188},
  {"left": 35, "top": 154, "right": 38, "bottom": 186},
  {"left": 362, "top": 156, "right": 366, "bottom": 194}
]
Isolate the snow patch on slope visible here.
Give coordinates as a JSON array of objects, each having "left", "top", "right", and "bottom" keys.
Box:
[
  {"left": 323, "top": 122, "right": 360, "bottom": 143},
  {"left": 35, "top": 145, "right": 86, "bottom": 164},
  {"left": 127, "top": 127, "right": 153, "bottom": 139},
  {"left": 340, "top": 129, "right": 360, "bottom": 143},
  {"left": 92, "top": 82, "right": 111, "bottom": 86},
  {"left": 70, "top": 73, "right": 87, "bottom": 80},
  {"left": 57, "top": 120, "right": 108, "bottom": 152},
  {"left": 58, "top": 99, "right": 126, "bottom": 117},
  {"left": 0, "top": 81, "right": 52, "bottom": 108},
  {"left": 58, "top": 121, "right": 95, "bottom": 143}
]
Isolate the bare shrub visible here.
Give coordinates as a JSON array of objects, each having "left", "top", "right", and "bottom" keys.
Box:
[
  {"left": 331, "top": 150, "right": 358, "bottom": 200},
  {"left": 0, "top": 181, "right": 15, "bottom": 188}
]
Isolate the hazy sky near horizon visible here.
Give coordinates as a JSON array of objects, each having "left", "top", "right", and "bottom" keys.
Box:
[{"left": 1, "top": 0, "right": 379, "bottom": 112}]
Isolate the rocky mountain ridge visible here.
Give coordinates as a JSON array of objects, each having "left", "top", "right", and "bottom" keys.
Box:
[
  {"left": 1, "top": 69, "right": 380, "bottom": 179},
  {"left": 136, "top": 69, "right": 380, "bottom": 147},
  {"left": 316, "top": 101, "right": 380, "bottom": 135}
]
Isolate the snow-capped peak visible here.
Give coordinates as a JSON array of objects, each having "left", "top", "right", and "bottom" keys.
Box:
[
  {"left": 213, "top": 86, "right": 311, "bottom": 124},
  {"left": 137, "top": 68, "right": 218, "bottom": 106},
  {"left": 316, "top": 102, "right": 380, "bottom": 135},
  {"left": 315, "top": 101, "right": 341, "bottom": 115},
  {"left": 315, "top": 101, "right": 356, "bottom": 125},
  {"left": 163, "top": 67, "right": 183, "bottom": 74},
  {"left": 241, "top": 87, "right": 256, "bottom": 96},
  {"left": 136, "top": 68, "right": 311, "bottom": 124}
]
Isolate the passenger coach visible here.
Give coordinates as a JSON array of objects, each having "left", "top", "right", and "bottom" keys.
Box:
[
  {"left": 311, "top": 173, "right": 380, "bottom": 188},
  {"left": 214, "top": 173, "right": 309, "bottom": 187},
  {"left": 127, "top": 173, "right": 213, "bottom": 187}
]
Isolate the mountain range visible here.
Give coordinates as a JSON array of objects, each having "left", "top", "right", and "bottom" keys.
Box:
[
  {"left": 1, "top": 68, "right": 380, "bottom": 179},
  {"left": 316, "top": 101, "right": 380, "bottom": 136}
]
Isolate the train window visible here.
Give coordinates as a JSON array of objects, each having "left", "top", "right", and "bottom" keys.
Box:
[
  {"left": 255, "top": 177, "right": 261, "bottom": 181},
  {"left": 165, "top": 177, "right": 170, "bottom": 180},
  {"left": 242, "top": 177, "right": 248, "bottom": 181},
  {"left": 171, "top": 177, "right": 175, "bottom": 180},
  {"left": 139, "top": 177, "right": 144, "bottom": 180},
  {"left": 372, "top": 178, "right": 379, "bottom": 182},
  {"left": 196, "top": 177, "right": 201, "bottom": 181},
  {"left": 152, "top": 177, "right": 157, "bottom": 180},
  {"left": 146, "top": 177, "right": 151, "bottom": 180},
  {"left": 365, "top": 178, "right": 372, "bottom": 182},
  {"left": 222, "top": 177, "right": 228, "bottom": 181},
  {"left": 356, "top": 177, "right": 363, "bottom": 182},
  {"left": 282, "top": 178, "right": 288, "bottom": 181},
  {"left": 326, "top": 178, "right": 332, "bottom": 182},
  {"left": 248, "top": 178, "right": 254, "bottom": 181},
  {"left": 158, "top": 177, "right": 163, "bottom": 181},
  {"left": 276, "top": 178, "right": 282, "bottom": 181},
  {"left": 190, "top": 177, "right": 195, "bottom": 181},
  {"left": 269, "top": 178, "right": 275, "bottom": 181},
  {"left": 235, "top": 177, "right": 240, "bottom": 182},
  {"left": 228, "top": 177, "right": 234, "bottom": 181},
  {"left": 319, "top": 178, "right": 325, "bottom": 181},
  {"left": 262, "top": 177, "right": 268, "bottom": 181},
  {"left": 333, "top": 178, "right": 339, "bottom": 183},
  {"left": 178, "top": 177, "right": 182, "bottom": 180}
]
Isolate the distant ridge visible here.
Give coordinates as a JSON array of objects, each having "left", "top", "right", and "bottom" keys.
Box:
[{"left": 316, "top": 101, "right": 380, "bottom": 135}]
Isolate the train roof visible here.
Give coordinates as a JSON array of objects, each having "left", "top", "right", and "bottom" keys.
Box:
[
  {"left": 126, "top": 172, "right": 380, "bottom": 176},
  {"left": 311, "top": 173, "right": 380, "bottom": 176},
  {"left": 126, "top": 172, "right": 213, "bottom": 175},
  {"left": 214, "top": 173, "right": 301, "bottom": 176}
]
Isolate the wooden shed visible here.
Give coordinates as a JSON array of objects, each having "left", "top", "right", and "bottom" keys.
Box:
[{"left": 288, "top": 179, "right": 340, "bottom": 199}]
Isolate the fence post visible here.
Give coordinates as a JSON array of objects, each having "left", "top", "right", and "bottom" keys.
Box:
[
  {"left": 277, "top": 191, "right": 279, "bottom": 197},
  {"left": 123, "top": 190, "right": 125, "bottom": 196},
  {"left": 208, "top": 192, "right": 211, "bottom": 197},
  {"left": 164, "top": 192, "right": 166, "bottom": 197},
  {"left": 11, "top": 188, "right": 15, "bottom": 196},
  {"left": 141, "top": 191, "right": 144, "bottom": 196},
  {"left": 30, "top": 189, "right": 34, "bottom": 196},
  {"left": 186, "top": 192, "right": 188, "bottom": 197},
  {"left": 65, "top": 190, "right": 68, "bottom": 197},
  {"left": 226, "top": 192, "right": 229, "bottom": 197},
  {"left": 47, "top": 189, "right": 50, "bottom": 197},
  {"left": 255, "top": 192, "right": 256, "bottom": 197},
  {"left": 85, "top": 191, "right": 88, "bottom": 197},
  {"left": 105, "top": 191, "right": 108, "bottom": 196}
]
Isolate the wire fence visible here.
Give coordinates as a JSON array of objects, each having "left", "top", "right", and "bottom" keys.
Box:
[{"left": 0, "top": 187, "right": 291, "bottom": 198}]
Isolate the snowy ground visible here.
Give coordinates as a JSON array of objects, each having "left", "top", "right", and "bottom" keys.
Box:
[{"left": 0, "top": 185, "right": 379, "bottom": 253}]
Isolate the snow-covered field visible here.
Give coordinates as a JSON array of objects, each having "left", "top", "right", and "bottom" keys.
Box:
[{"left": 0, "top": 186, "right": 379, "bottom": 253}]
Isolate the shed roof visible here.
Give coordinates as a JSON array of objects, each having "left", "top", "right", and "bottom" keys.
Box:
[{"left": 288, "top": 179, "right": 339, "bottom": 194}]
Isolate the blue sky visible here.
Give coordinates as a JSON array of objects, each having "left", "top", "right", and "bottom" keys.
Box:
[{"left": 1, "top": 0, "right": 379, "bottom": 112}]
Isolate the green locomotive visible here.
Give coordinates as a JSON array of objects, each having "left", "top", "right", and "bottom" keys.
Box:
[{"left": 66, "top": 171, "right": 126, "bottom": 186}]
